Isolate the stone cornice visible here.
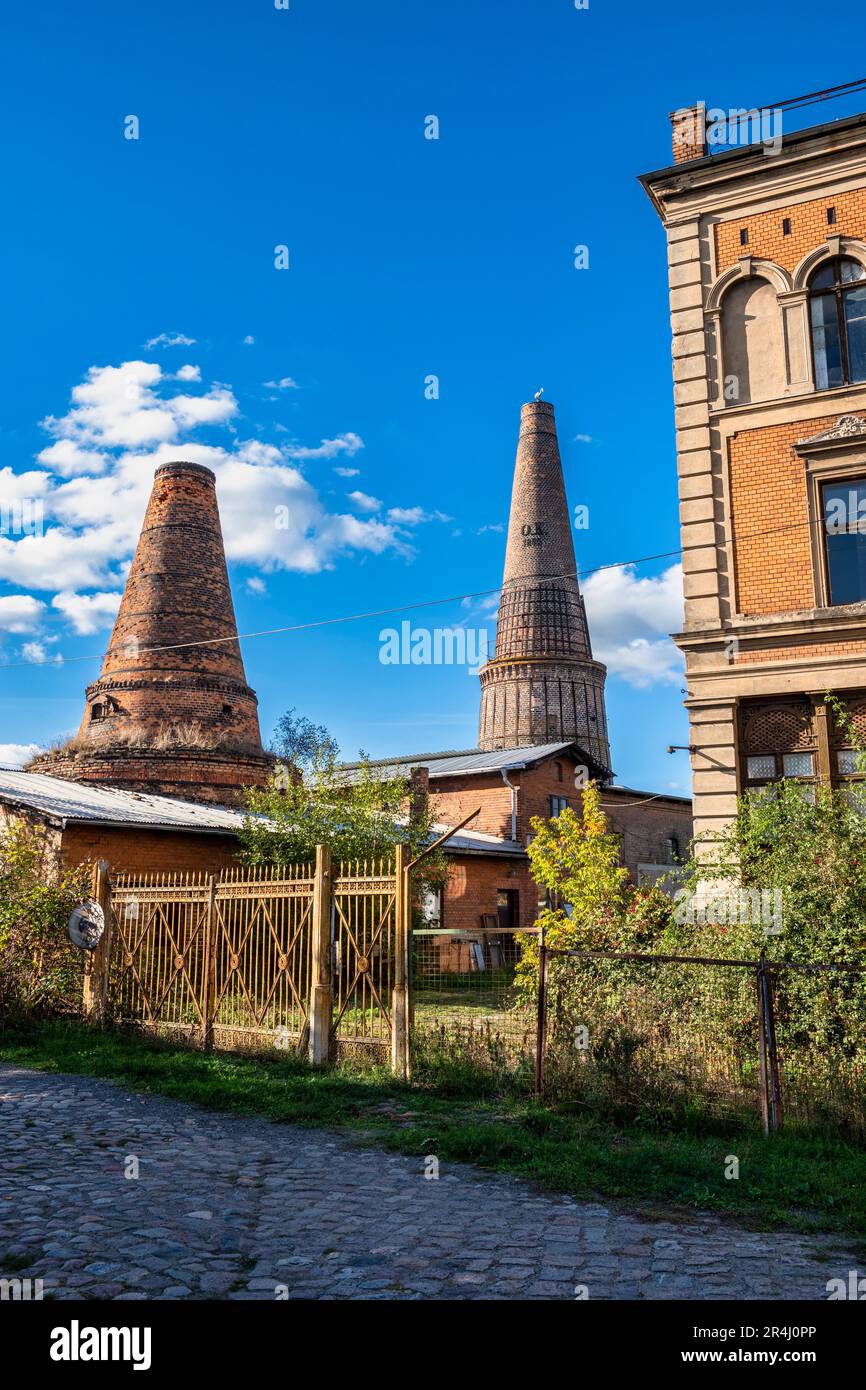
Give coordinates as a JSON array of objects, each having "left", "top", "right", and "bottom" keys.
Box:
[
  {"left": 675, "top": 600, "right": 866, "bottom": 650},
  {"left": 795, "top": 413, "right": 866, "bottom": 454}
]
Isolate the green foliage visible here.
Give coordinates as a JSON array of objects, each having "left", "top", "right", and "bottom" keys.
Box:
[
  {"left": 272, "top": 706, "right": 340, "bottom": 772},
  {"left": 518, "top": 773, "right": 866, "bottom": 1136},
  {"left": 239, "top": 721, "right": 446, "bottom": 885},
  {"left": 0, "top": 819, "right": 89, "bottom": 1020},
  {"left": 517, "top": 782, "right": 671, "bottom": 992},
  {"left": 682, "top": 777, "right": 866, "bottom": 1059}
]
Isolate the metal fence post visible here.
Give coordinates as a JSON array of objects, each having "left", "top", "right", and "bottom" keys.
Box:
[
  {"left": 534, "top": 930, "right": 549, "bottom": 1097},
  {"left": 757, "top": 957, "right": 783, "bottom": 1134},
  {"left": 201, "top": 874, "right": 218, "bottom": 1051},
  {"left": 82, "top": 860, "right": 113, "bottom": 1023},
  {"left": 308, "top": 844, "right": 333, "bottom": 1065},
  {"left": 391, "top": 843, "right": 410, "bottom": 1081}
]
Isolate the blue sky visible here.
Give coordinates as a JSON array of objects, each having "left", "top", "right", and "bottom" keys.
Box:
[{"left": 1, "top": 0, "right": 864, "bottom": 793}]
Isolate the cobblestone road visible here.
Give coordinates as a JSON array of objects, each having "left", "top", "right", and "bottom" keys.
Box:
[{"left": 0, "top": 1065, "right": 856, "bottom": 1300}]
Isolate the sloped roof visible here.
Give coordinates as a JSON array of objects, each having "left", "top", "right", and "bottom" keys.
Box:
[
  {"left": 0, "top": 770, "right": 524, "bottom": 855},
  {"left": 0, "top": 770, "right": 249, "bottom": 834},
  {"left": 336, "top": 741, "right": 600, "bottom": 783}
]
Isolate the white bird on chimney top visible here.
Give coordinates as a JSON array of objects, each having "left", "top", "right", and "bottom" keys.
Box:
[{"left": 534, "top": 387, "right": 544, "bottom": 400}]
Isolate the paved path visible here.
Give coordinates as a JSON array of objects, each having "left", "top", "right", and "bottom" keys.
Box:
[{"left": 0, "top": 1065, "right": 857, "bottom": 1300}]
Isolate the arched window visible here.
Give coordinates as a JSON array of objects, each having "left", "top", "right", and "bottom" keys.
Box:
[{"left": 809, "top": 257, "right": 866, "bottom": 389}]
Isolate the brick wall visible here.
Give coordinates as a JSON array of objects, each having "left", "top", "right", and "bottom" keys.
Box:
[
  {"left": 60, "top": 824, "right": 242, "bottom": 875},
  {"left": 429, "top": 751, "right": 693, "bottom": 881},
  {"left": 728, "top": 415, "right": 837, "bottom": 615},
  {"left": 715, "top": 188, "right": 866, "bottom": 275},
  {"left": 443, "top": 854, "right": 535, "bottom": 932}
]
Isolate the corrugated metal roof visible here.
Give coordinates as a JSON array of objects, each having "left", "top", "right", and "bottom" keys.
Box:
[
  {"left": 337, "top": 741, "right": 587, "bottom": 782},
  {"left": 0, "top": 770, "right": 525, "bottom": 854},
  {"left": 0, "top": 771, "right": 249, "bottom": 833}
]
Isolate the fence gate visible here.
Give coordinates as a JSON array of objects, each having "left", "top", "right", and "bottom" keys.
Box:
[
  {"left": 98, "top": 853, "right": 409, "bottom": 1070},
  {"left": 109, "top": 865, "right": 316, "bottom": 1052},
  {"left": 331, "top": 857, "right": 399, "bottom": 1057}
]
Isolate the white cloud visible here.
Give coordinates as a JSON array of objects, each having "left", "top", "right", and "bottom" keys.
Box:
[
  {"left": 242, "top": 335, "right": 255, "bottom": 346},
  {"left": 346, "top": 490, "right": 382, "bottom": 513},
  {"left": 0, "top": 360, "right": 419, "bottom": 619},
  {"left": 22, "top": 641, "right": 61, "bottom": 665},
  {"left": 283, "top": 432, "right": 363, "bottom": 461},
  {"left": 144, "top": 332, "right": 196, "bottom": 349},
  {"left": 34, "top": 441, "right": 112, "bottom": 477},
  {"left": 52, "top": 590, "right": 122, "bottom": 635},
  {"left": 574, "top": 433, "right": 594, "bottom": 444},
  {"left": 245, "top": 576, "right": 266, "bottom": 595},
  {"left": 334, "top": 466, "right": 359, "bottom": 478},
  {"left": 40, "top": 361, "right": 238, "bottom": 452},
  {"left": 476, "top": 522, "right": 504, "bottom": 535},
  {"left": 0, "top": 595, "right": 46, "bottom": 632},
  {"left": 175, "top": 364, "right": 201, "bottom": 382},
  {"left": 0, "top": 742, "right": 42, "bottom": 767},
  {"left": 386, "top": 506, "right": 452, "bottom": 526},
  {"left": 582, "top": 563, "right": 684, "bottom": 688},
  {"left": 263, "top": 377, "right": 298, "bottom": 391}
]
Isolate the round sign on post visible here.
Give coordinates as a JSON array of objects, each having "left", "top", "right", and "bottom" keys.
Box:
[{"left": 68, "top": 900, "right": 105, "bottom": 952}]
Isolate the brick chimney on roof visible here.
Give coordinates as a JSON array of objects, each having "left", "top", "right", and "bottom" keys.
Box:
[
  {"left": 670, "top": 102, "right": 708, "bottom": 164},
  {"left": 32, "top": 461, "right": 271, "bottom": 804},
  {"left": 476, "top": 399, "right": 610, "bottom": 768}
]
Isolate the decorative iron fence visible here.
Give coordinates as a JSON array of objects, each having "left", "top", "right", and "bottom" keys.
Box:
[{"left": 88, "top": 849, "right": 409, "bottom": 1069}]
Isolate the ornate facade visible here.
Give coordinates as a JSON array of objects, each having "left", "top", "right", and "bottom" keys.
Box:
[{"left": 641, "top": 107, "right": 866, "bottom": 846}]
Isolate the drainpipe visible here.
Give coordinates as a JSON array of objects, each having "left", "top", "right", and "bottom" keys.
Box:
[{"left": 500, "top": 768, "right": 518, "bottom": 842}]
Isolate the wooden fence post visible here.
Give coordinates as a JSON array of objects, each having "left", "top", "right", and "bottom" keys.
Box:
[
  {"left": 534, "top": 930, "right": 549, "bottom": 1097},
  {"left": 308, "top": 845, "right": 333, "bottom": 1065},
  {"left": 390, "top": 843, "right": 410, "bottom": 1081},
  {"left": 757, "top": 958, "right": 783, "bottom": 1135},
  {"left": 82, "top": 860, "right": 113, "bottom": 1023},
  {"left": 201, "top": 874, "right": 218, "bottom": 1051}
]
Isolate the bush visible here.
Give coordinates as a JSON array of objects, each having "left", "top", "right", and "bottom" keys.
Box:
[{"left": 0, "top": 820, "right": 89, "bottom": 1021}]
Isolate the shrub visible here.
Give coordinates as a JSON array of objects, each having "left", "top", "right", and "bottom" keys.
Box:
[{"left": 0, "top": 820, "right": 89, "bottom": 1021}]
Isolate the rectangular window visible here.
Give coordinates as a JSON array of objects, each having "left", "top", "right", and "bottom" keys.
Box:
[
  {"left": 838, "top": 749, "right": 861, "bottom": 774},
  {"left": 822, "top": 477, "right": 866, "bottom": 604},
  {"left": 782, "top": 751, "right": 814, "bottom": 777},
  {"left": 827, "top": 206, "right": 837, "bottom": 225},
  {"left": 844, "top": 285, "right": 866, "bottom": 383},
  {"left": 746, "top": 754, "right": 776, "bottom": 780},
  {"left": 739, "top": 227, "right": 749, "bottom": 246},
  {"left": 550, "top": 796, "right": 568, "bottom": 817},
  {"left": 811, "top": 293, "right": 845, "bottom": 389},
  {"left": 782, "top": 217, "right": 791, "bottom": 236}
]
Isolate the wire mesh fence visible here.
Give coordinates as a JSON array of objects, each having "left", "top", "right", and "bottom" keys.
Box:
[
  {"left": 411, "top": 927, "right": 537, "bottom": 1081},
  {"left": 409, "top": 928, "right": 865, "bottom": 1136},
  {"left": 537, "top": 949, "right": 866, "bottom": 1138}
]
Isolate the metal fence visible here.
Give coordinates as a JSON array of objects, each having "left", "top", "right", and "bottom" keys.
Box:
[
  {"left": 407, "top": 928, "right": 865, "bottom": 1137},
  {"left": 536, "top": 948, "right": 866, "bottom": 1138},
  {"left": 88, "top": 848, "right": 409, "bottom": 1068},
  {"left": 410, "top": 925, "right": 537, "bottom": 1078}
]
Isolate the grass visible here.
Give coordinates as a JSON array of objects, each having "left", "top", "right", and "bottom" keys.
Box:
[{"left": 2, "top": 1019, "right": 866, "bottom": 1244}]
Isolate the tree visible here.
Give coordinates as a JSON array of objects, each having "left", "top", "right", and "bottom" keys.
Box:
[
  {"left": 516, "top": 782, "right": 669, "bottom": 994},
  {"left": 239, "top": 714, "right": 446, "bottom": 882},
  {"left": 272, "top": 707, "right": 339, "bottom": 773}
]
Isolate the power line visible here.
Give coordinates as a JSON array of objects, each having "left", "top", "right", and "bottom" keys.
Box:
[
  {"left": 0, "top": 507, "right": 849, "bottom": 673},
  {"left": 766, "top": 76, "right": 866, "bottom": 115}
]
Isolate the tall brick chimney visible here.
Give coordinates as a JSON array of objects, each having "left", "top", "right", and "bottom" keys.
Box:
[
  {"left": 477, "top": 399, "right": 611, "bottom": 768},
  {"left": 33, "top": 461, "right": 271, "bottom": 804}
]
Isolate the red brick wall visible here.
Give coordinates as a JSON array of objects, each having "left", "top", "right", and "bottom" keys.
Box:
[
  {"left": 443, "top": 854, "right": 536, "bottom": 932},
  {"left": 60, "top": 825, "right": 242, "bottom": 875},
  {"left": 430, "top": 753, "right": 693, "bottom": 878}
]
